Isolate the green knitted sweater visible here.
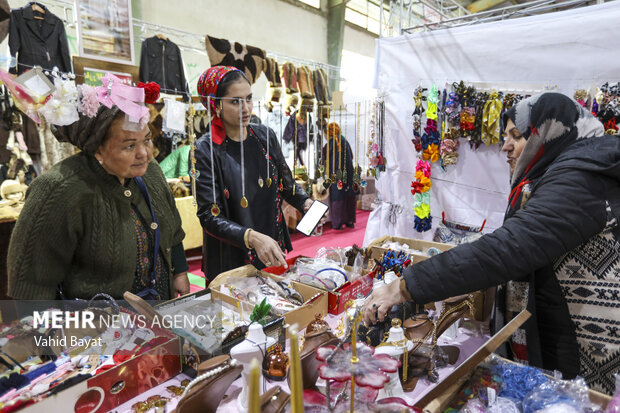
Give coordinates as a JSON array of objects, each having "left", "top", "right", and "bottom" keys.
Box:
[{"left": 7, "top": 153, "right": 186, "bottom": 300}]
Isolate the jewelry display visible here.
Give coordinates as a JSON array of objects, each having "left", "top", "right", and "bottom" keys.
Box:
[
  {"left": 239, "top": 107, "right": 248, "bottom": 208},
  {"left": 374, "top": 319, "right": 413, "bottom": 400},
  {"left": 231, "top": 323, "right": 276, "bottom": 412},
  {"left": 206, "top": 97, "right": 220, "bottom": 217},
  {"left": 265, "top": 109, "right": 272, "bottom": 188},
  {"left": 181, "top": 358, "right": 239, "bottom": 398},
  {"left": 258, "top": 102, "right": 264, "bottom": 188}
]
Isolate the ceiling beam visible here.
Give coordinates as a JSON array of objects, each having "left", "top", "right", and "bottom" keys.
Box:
[{"left": 466, "top": 0, "right": 508, "bottom": 13}]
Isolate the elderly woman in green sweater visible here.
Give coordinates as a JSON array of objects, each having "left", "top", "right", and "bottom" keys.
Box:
[{"left": 7, "top": 106, "right": 190, "bottom": 300}]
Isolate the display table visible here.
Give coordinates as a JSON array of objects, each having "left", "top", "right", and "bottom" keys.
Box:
[{"left": 112, "top": 314, "right": 489, "bottom": 412}]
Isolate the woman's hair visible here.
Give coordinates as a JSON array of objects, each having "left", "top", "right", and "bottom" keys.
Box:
[{"left": 216, "top": 70, "right": 250, "bottom": 100}]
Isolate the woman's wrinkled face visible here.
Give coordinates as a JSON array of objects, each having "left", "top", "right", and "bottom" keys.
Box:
[
  {"left": 501, "top": 118, "right": 526, "bottom": 174},
  {"left": 218, "top": 80, "right": 253, "bottom": 131},
  {"left": 95, "top": 118, "right": 153, "bottom": 183}
]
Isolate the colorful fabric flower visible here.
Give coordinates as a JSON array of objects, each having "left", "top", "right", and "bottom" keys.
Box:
[
  {"left": 77, "top": 84, "right": 100, "bottom": 117},
  {"left": 423, "top": 144, "right": 439, "bottom": 163},
  {"left": 38, "top": 77, "right": 79, "bottom": 126},
  {"left": 413, "top": 192, "right": 430, "bottom": 206},
  {"left": 414, "top": 216, "right": 433, "bottom": 232},
  {"left": 416, "top": 160, "right": 430, "bottom": 176},
  {"left": 411, "top": 137, "right": 422, "bottom": 152},
  {"left": 414, "top": 203, "right": 431, "bottom": 218},
  {"left": 137, "top": 82, "right": 161, "bottom": 104},
  {"left": 411, "top": 180, "right": 425, "bottom": 195}
]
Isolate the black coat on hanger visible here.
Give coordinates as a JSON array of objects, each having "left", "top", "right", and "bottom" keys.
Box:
[
  {"left": 8, "top": 3, "right": 72, "bottom": 75},
  {"left": 139, "top": 36, "right": 189, "bottom": 98}
]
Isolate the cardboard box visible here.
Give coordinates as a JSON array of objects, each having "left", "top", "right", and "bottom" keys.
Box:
[
  {"left": 367, "top": 235, "right": 454, "bottom": 262},
  {"left": 415, "top": 310, "right": 611, "bottom": 412},
  {"left": 367, "top": 235, "right": 489, "bottom": 321},
  {"left": 25, "top": 313, "right": 181, "bottom": 413},
  {"left": 209, "top": 265, "right": 328, "bottom": 337},
  {"left": 264, "top": 256, "right": 374, "bottom": 315},
  {"left": 156, "top": 288, "right": 286, "bottom": 354}
]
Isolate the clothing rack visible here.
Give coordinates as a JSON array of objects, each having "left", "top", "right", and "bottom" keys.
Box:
[{"left": 30, "top": 0, "right": 341, "bottom": 79}]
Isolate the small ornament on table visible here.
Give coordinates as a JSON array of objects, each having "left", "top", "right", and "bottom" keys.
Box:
[
  {"left": 305, "top": 313, "right": 331, "bottom": 336},
  {"left": 262, "top": 344, "right": 289, "bottom": 381}
]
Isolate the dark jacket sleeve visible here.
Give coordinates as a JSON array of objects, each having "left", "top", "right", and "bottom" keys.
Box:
[
  {"left": 58, "top": 20, "right": 71, "bottom": 73},
  {"left": 403, "top": 168, "right": 610, "bottom": 304},
  {"left": 194, "top": 137, "right": 247, "bottom": 249},
  {"left": 139, "top": 40, "right": 149, "bottom": 83},
  {"left": 176, "top": 45, "right": 190, "bottom": 96},
  {"left": 8, "top": 11, "right": 20, "bottom": 75},
  {"left": 268, "top": 127, "right": 308, "bottom": 212}
]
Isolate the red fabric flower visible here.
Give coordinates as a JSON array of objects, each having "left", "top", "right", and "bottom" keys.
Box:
[
  {"left": 412, "top": 138, "right": 422, "bottom": 152},
  {"left": 411, "top": 180, "right": 425, "bottom": 195},
  {"left": 137, "top": 82, "right": 161, "bottom": 104}
]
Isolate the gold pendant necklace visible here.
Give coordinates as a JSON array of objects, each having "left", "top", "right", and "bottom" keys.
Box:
[
  {"left": 239, "top": 108, "right": 248, "bottom": 208},
  {"left": 205, "top": 97, "right": 220, "bottom": 217}
]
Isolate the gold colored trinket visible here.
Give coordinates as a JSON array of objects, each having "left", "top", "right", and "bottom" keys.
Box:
[
  {"left": 305, "top": 313, "right": 331, "bottom": 335},
  {"left": 266, "top": 177, "right": 272, "bottom": 188},
  {"left": 258, "top": 178, "right": 264, "bottom": 188},
  {"left": 211, "top": 203, "right": 220, "bottom": 217},
  {"left": 181, "top": 379, "right": 190, "bottom": 387},
  {"left": 166, "top": 385, "right": 184, "bottom": 396},
  {"left": 337, "top": 181, "right": 343, "bottom": 190},
  {"left": 240, "top": 196, "right": 248, "bottom": 208}
]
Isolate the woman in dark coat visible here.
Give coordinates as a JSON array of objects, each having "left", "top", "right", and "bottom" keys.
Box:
[
  {"left": 364, "top": 93, "right": 620, "bottom": 394},
  {"left": 194, "top": 66, "right": 311, "bottom": 281},
  {"left": 322, "top": 122, "right": 357, "bottom": 229}
]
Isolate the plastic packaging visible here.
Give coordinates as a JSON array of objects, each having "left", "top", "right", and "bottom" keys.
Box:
[
  {"left": 287, "top": 251, "right": 350, "bottom": 291},
  {"left": 522, "top": 377, "right": 602, "bottom": 413}
]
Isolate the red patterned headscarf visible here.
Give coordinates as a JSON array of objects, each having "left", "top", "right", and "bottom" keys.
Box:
[{"left": 197, "top": 65, "right": 242, "bottom": 144}]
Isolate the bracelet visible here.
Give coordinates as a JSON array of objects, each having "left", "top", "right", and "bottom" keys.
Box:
[
  {"left": 298, "top": 272, "right": 335, "bottom": 290},
  {"left": 244, "top": 228, "right": 253, "bottom": 249},
  {"left": 316, "top": 267, "right": 349, "bottom": 281}
]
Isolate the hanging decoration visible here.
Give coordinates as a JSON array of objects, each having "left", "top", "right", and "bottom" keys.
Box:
[
  {"left": 421, "top": 119, "right": 440, "bottom": 163},
  {"left": 412, "top": 160, "right": 432, "bottom": 232},
  {"left": 367, "top": 99, "right": 386, "bottom": 177},
  {"left": 481, "top": 91, "right": 503, "bottom": 146},
  {"left": 440, "top": 128, "right": 460, "bottom": 168}
]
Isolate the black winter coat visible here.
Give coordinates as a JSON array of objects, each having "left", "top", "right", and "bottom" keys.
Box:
[
  {"left": 195, "top": 124, "right": 308, "bottom": 281},
  {"left": 139, "top": 36, "right": 189, "bottom": 97},
  {"left": 403, "top": 135, "right": 620, "bottom": 381},
  {"left": 9, "top": 3, "right": 71, "bottom": 75}
]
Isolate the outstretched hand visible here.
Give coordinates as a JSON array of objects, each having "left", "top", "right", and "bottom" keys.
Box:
[{"left": 362, "top": 280, "right": 408, "bottom": 326}]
